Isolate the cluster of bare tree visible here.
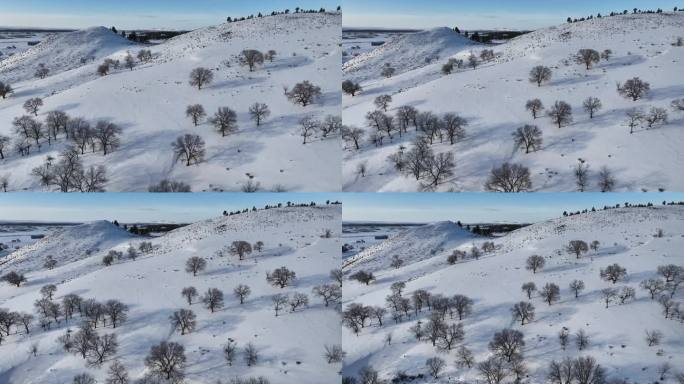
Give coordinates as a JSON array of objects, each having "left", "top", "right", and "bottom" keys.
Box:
[
  {"left": 296, "top": 114, "right": 340, "bottom": 144},
  {"left": 31, "top": 148, "right": 108, "bottom": 192}
]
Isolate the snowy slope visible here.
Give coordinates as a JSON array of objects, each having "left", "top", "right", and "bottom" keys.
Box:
[
  {"left": 343, "top": 13, "right": 684, "bottom": 192},
  {"left": 0, "top": 13, "right": 341, "bottom": 192},
  {"left": 343, "top": 27, "right": 479, "bottom": 84},
  {"left": 343, "top": 221, "right": 477, "bottom": 272},
  {"left": 0, "top": 27, "right": 136, "bottom": 84},
  {"left": 0, "top": 206, "right": 341, "bottom": 384},
  {"left": 342, "top": 206, "right": 684, "bottom": 383}
]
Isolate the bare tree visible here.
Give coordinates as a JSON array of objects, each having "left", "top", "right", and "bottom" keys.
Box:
[
  {"left": 583, "top": 97, "right": 602, "bottom": 118},
  {"left": 93, "top": 120, "right": 122, "bottom": 155},
  {"left": 324, "top": 344, "right": 345, "bottom": 363},
  {"left": 73, "top": 373, "right": 96, "bottom": 384},
  {"left": 287, "top": 81, "right": 321, "bottom": 106},
  {"left": 45, "top": 110, "right": 69, "bottom": 141},
  {"left": 478, "top": 356, "right": 508, "bottom": 384},
  {"left": 645, "top": 329, "right": 663, "bottom": 346},
  {"left": 202, "top": 288, "right": 224, "bottom": 312},
  {"left": 569, "top": 279, "right": 585, "bottom": 298},
  {"left": 248, "top": 103, "right": 270, "bottom": 126},
  {"left": 144, "top": 341, "right": 186, "bottom": 383},
  {"left": 172, "top": 134, "right": 205, "bottom": 166},
  {"left": 441, "top": 113, "right": 467, "bottom": 144},
  {"left": 342, "top": 126, "right": 364, "bottom": 150},
  {"left": 124, "top": 53, "right": 135, "bottom": 71},
  {"left": 189, "top": 67, "right": 213, "bottom": 90},
  {"left": 597, "top": 166, "right": 615, "bottom": 192},
  {"left": 271, "top": 293, "right": 289, "bottom": 317},
  {"left": 617, "top": 286, "right": 635, "bottom": 304},
  {"left": 185, "top": 105, "right": 206, "bottom": 126},
  {"left": 374, "top": 95, "right": 392, "bottom": 112},
  {"left": 229, "top": 285, "right": 251, "bottom": 305},
  {"left": 299, "top": 116, "right": 318, "bottom": 144},
  {"left": 575, "top": 49, "right": 600, "bottom": 69},
  {"left": 529, "top": 65, "right": 552, "bottom": 86},
  {"left": 567, "top": 240, "right": 589, "bottom": 258},
  {"left": 265, "top": 49, "right": 276, "bottom": 62},
  {"left": 88, "top": 333, "right": 118, "bottom": 367},
  {"left": 525, "top": 99, "right": 544, "bottom": 119},
  {"left": 456, "top": 345, "right": 475, "bottom": 368},
  {"left": 548, "top": 101, "right": 573, "bottom": 128},
  {"left": 244, "top": 343, "right": 258, "bottom": 366},
  {"left": 426, "top": 357, "right": 446, "bottom": 379},
  {"left": 330, "top": 269, "right": 343, "bottom": 287},
  {"left": 601, "top": 287, "right": 618, "bottom": 308},
  {"left": 342, "top": 80, "right": 362, "bottom": 96},
  {"left": 421, "top": 152, "right": 454, "bottom": 190},
  {"left": 319, "top": 115, "right": 342, "bottom": 138},
  {"left": 541, "top": 283, "right": 560, "bottom": 305},
  {"left": 600, "top": 263, "right": 627, "bottom": 284},
  {"left": 210, "top": 107, "right": 238, "bottom": 136},
  {"left": 350, "top": 270, "right": 374, "bottom": 285},
  {"left": 644, "top": 107, "right": 668, "bottom": 129},
  {"left": 0, "top": 81, "right": 12, "bottom": 99},
  {"left": 513, "top": 124, "right": 542, "bottom": 153},
  {"left": 181, "top": 286, "right": 198, "bottom": 305},
  {"left": 511, "top": 301, "right": 535, "bottom": 325},
  {"left": 640, "top": 278, "right": 666, "bottom": 299},
  {"left": 239, "top": 50, "right": 264, "bottom": 71},
  {"left": 381, "top": 63, "right": 396, "bottom": 78},
  {"left": 618, "top": 77, "right": 650, "bottom": 101},
  {"left": 136, "top": 49, "right": 152, "bottom": 63},
  {"left": 625, "top": 108, "right": 644, "bottom": 134},
  {"left": 574, "top": 159, "right": 589, "bottom": 192},
  {"left": 105, "top": 300, "right": 128, "bottom": 328},
  {"left": 312, "top": 284, "right": 341, "bottom": 307},
  {"left": 289, "top": 292, "right": 309, "bottom": 312},
  {"left": 223, "top": 340, "right": 237, "bottom": 366},
  {"left": 105, "top": 360, "right": 129, "bottom": 384},
  {"left": 267, "top": 267, "right": 296, "bottom": 288},
  {"left": 0, "top": 134, "right": 9, "bottom": 159},
  {"left": 230, "top": 241, "right": 252, "bottom": 260},
  {"left": 97, "top": 64, "right": 110, "bottom": 76},
  {"left": 522, "top": 282, "right": 536, "bottom": 299},
  {"left": 185, "top": 256, "right": 206, "bottom": 276},
  {"left": 488, "top": 328, "right": 525, "bottom": 362},
  {"left": 468, "top": 55, "right": 479, "bottom": 69},
  {"left": 485, "top": 162, "right": 532, "bottom": 192},
  {"left": 576, "top": 330, "right": 590, "bottom": 351},
  {"left": 558, "top": 328, "right": 570, "bottom": 350},
  {"left": 526, "top": 255, "right": 545, "bottom": 273},
  {"left": 170, "top": 309, "right": 196, "bottom": 335},
  {"left": 658, "top": 264, "right": 683, "bottom": 282}
]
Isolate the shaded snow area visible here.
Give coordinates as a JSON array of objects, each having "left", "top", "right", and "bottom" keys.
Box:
[
  {"left": 0, "top": 13, "right": 341, "bottom": 192},
  {"left": 0, "top": 206, "right": 341, "bottom": 384},
  {"left": 342, "top": 206, "right": 684, "bottom": 383},
  {"left": 343, "top": 13, "right": 684, "bottom": 192}
]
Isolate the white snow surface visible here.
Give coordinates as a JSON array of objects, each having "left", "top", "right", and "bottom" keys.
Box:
[
  {"left": 0, "top": 206, "right": 341, "bottom": 384},
  {"left": 0, "top": 13, "right": 341, "bottom": 192},
  {"left": 342, "top": 206, "right": 684, "bottom": 382},
  {"left": 343, "top": 13, "right": 684, "bottom": 192}
]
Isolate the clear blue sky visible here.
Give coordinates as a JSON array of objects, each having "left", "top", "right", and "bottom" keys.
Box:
[
  {"left": 2, "top": 193, "right": 683, "bottom": 224},
  {"left": 343, "top": 193, "right": 684, "bottom": 223},
  {"left": 343, "top": 0, "right": 679, "bottom": 29},
  {"left": 0, "top": 193, "right": 343, "bottom": 223},
  {"left": 0, "top": 0, "right": 340, "bottom": 29}
]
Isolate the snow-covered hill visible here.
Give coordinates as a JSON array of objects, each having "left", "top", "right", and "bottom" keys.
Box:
[
  {"left": 0, "top": 27, "right": 136, "bottom": 84},
  {"left": 0, "top": 206, "right": 341, "bottom": 384},
  {"left": 343, "top": 13, "right": 684, "bottom": 192},
  {"left": 0, "top": 13, "right": 341, "bottom": 192},
  {"left": 343, "top": 27, "right": 479, "bottom": 84},
  {"left": 342, "top": 206, "right": 684, "bottom": 383}
]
